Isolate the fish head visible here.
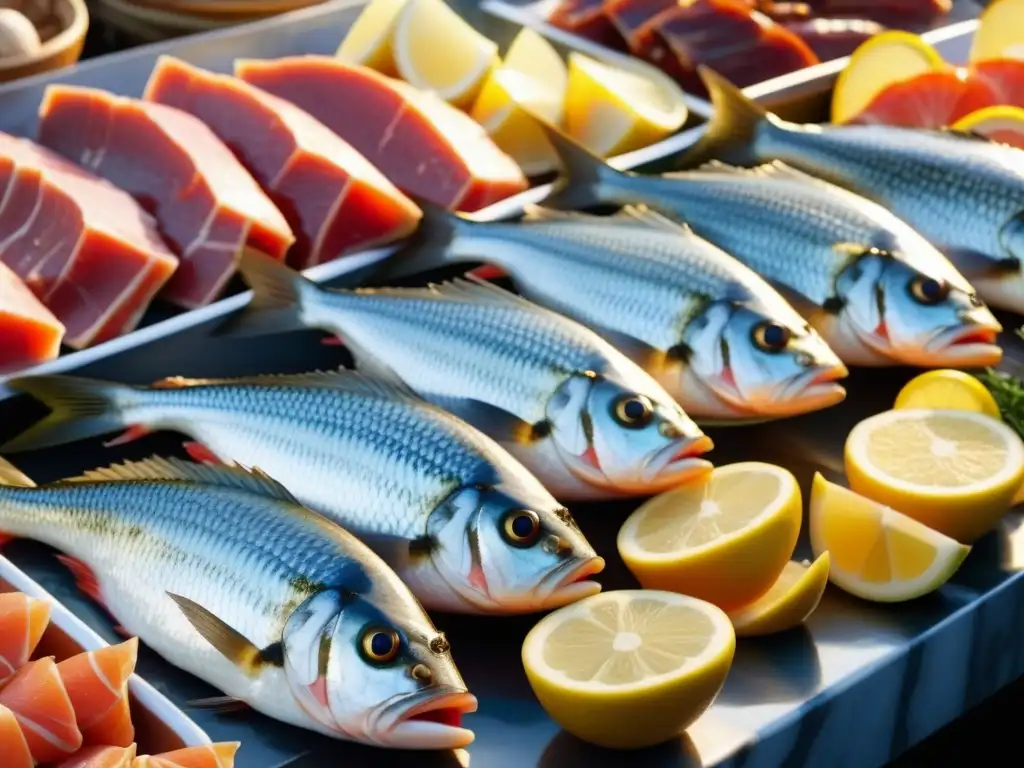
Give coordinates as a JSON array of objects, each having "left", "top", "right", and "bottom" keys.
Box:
[
  {"left": 679, "top": 299, "right": 848, "bottom": 419},
  {"left": 421, "top": 484, "right": 605, "bottom": 613},
  {"left": 282, "top": 589, "right": 477, "bottom": 750},
  {"left": 834, "top": 249, "right": 1002, "bottom": 368},
  {"left": 545, "top": 371, "right": 713, "bottom": 494}
]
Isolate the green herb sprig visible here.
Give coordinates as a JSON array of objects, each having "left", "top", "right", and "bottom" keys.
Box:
[{"left": 976, "top": 327, "right": 1024, "bottom": 440}]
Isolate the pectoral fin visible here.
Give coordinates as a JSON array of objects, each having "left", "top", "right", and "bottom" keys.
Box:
[
  {"left": 168, "top": 593, "right": 281, "bottom": 677},
  {"left": 429, "top": 396, "right": 538, "bottom": 444},
  {"left": 187, "top": 696, "right": 251, "bottom": 713}
]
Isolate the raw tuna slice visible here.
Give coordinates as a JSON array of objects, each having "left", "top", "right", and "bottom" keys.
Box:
[
  {"left": 39, "top": 86, "right": 295, "bottom": 308},
  {"left": 56, "top": 744, "right": 138, "bottom": 768},
  {"left": 57, "top": 638, "right": 138, "bottom": 746},
  {"left": 0, "top": 657, "right": 84, "bottom": 763},
  {"left": 0, "top": 704, "right": 33, "bottom": 768},
  {"left": 0, "top": 591, "right": 50, "bottom": 684},
  {"left": 235, "top": 57, "right": 529, "bottom": 212},
  {"left": 133, "top": 743, "right": 240, "bottom": 768},
  {"left": 0, "top": 261, "right": 64, "bottom": 374},
  {"left": 0, "top": 133, "right": 178, "bottom": 349},
  {"left": 143, "top": 57, "right": 421, "bottom": 269}
]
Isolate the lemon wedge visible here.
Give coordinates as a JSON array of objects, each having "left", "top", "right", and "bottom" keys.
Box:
[
  {"left": 502, "top": 26, "right": 568, "bottom": 115},
  {"left": 809, "top": 474, "right": 970, "bottom": 602},
  {"left": 522, "top": 590, "right": 734, "bottom": 749},
  {"left": 563, "top": 52, "right": 687, "bottom": 157},
  {"left": 970, "top": 0, "right": 1024, "bottom": 64},
  {"left": 952, "top": 105, "right": 1024, "bottom": 149},
  {"left": 727, "top": 553, "right": 830, "bottom": 637},
  {"left": 393, "top": 0, "right": 499, "bottom": 108},
  {"left": 832, "top": 31, "right": 946, "bottom": 124},
  {"left": 617, "top": 462, "right": 802, "bottom": 612},
  {"left": 845, "top": 409, "right": 1024, "bottom": 543},
  {"left": 335, "top": 0, "right": 406, "bottom": 75},
  {"left": 894, "top": 369, "right": 1002, "bottom": 419}
]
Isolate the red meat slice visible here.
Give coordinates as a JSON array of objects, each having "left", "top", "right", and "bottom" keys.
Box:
[
  {"left": 38, "top": 86, "right": 294, "bottom": 308},
  {"left": 143, "top": 57, "right": 421, "bottom": 270},
  {"left": 0, "top": 260, "right": 64, "bottom": 374},
  {"left": 0, "top": 133, "right": 177, "bottom": 349},
  {"left": 234, "top": 57, "right": 529, "bottom": 213},
  {"left": 549, "top": 0, "right": 627, "bottom": 50},
  {"left": 783, "top": 17, "right": 884, "bottom": 62}
]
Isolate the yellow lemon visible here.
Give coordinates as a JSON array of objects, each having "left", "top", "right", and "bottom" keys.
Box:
[
  {"left": 335, "top": 0, "right": 407, "bottom": 75},
  {"left": 832, "top": 31, "right": 946, "bottom": 124},
  {"left": 393, "top": 0, "right": 499, "bottom": 108},
  {"left": 894, "top": 369, "right": 1002, "bottom": 420},
  {"left": 502, "top": 26, "right": 568, "bottom": 117},
  {"left": 617, "top": 462, "right": 802, "bottom": 612},
  {"left": 970, "top": 0, "right": 1024, "bottom": 64},
  {"left": 522, "top": 590, "right": 734, "bottom": 749},
  {"left": 809, "top": 474, "right": 970, "bottom": 602},
  {"left": 952, "top": 105, "right": 1024, "bottom": 149},
  {"left": 845, "top": 409, "right": 1024, "bottom": 543},
  {"left": 563, "top": 52, "right": 687, "bottom": 157},
  {"left": 727, "top": 553, "right": 830, "bottom": 637}
]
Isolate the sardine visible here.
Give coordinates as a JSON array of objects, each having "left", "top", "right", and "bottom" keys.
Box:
[
  {"left": 3, "top": 371, "right": 604, "bottom": 615},
  {"left": 0, "top": 455, "right": 477, "bottom": 749},
  {"left": 215, "top": 254, "right": 714, "bottom": 500}
]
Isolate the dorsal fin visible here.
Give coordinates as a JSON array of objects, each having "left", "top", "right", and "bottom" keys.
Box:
[
  {"left": 149, "top": 369, "right": 420, "bottom": 401},
  {"left": 521, "top": 204, "right": 602, "bottom": 223},
  {"left": 673, "top": 160, "right": 832, "bottom": 188},
  {"left": 617, "top": 205, "right": 692, "bottom": 234},
  {"left": 54, "top": 455, "right": 301, "bottom": 504},
  {"left": 357, "top": 278, "right": 550, "bottom": 314}
]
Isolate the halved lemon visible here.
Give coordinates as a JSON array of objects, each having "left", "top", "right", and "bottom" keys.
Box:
[
  {"left": 522, "top": 590, "right": 734, "bottom": 749},
  {"left": 617, "top": 462, "right": 802, "bottom": 612},
  {"left": 845, "top": 409, "right": 1024, "bottom": 543},
  {"left": 727, "top": 553, "right": 830, "bottom": 637},
  {"left": 970, "top": 0, "right": 1024, "bottom": 64},
  {"left": 809, "top": 474, "right": 970, "bottom": 602},
  {"left": 832, "top": 31, "right": 946, "bottom": 124},
  {"left": 393, "top": 0, "right": 499, "bottom": 108},
  {"left": 952, "top": 105, "right": 1024, "bottom": 149},
  {"left": 563, "top": 52, "right": 687, "bottom": 157},
  {"left": 335, "top": 0, "right": 406, "bottom": 75},
  {"left": 894, "top": 369, "right": 1002, "bottom": 419}
]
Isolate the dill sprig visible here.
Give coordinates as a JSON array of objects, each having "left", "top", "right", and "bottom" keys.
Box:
[{"left": 976, "top": 327, "right": 1024, "bottom": 440}]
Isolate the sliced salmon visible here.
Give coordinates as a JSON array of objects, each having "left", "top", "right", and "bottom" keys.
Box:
[
  {"left": 57, "top": 638, "right": 139, "bottom": 736},
  {"left": 0, "top": 133, "right": 178, "bottom": 349},
  {"left": 0, "top": 591, "right": 51, "bottom": 684},
  {"left": 81, "top": 680, "right": 134, "bottom": 748},
  {"left": 133, "top": 743, "right": 240, "bottom": 768},
  {"left": 144, "top": 56, "right": 422, "bottom": 270},
  {"left": 0, "top": 704, "right": 33, "bottom": 768},
  {"left": 55, "top": 743, "right": 138, "bottom": 768},
  {"left": 0, "top": 657, "right": 83, "bottom": 762},
  {"left": 0, "top": 260, "right": 65, "bottom": 374},
  {"left": 234, "top": 57, "right": 529, "bottom": 213}
]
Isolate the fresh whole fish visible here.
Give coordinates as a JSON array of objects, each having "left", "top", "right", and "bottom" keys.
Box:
[
  {"left": 0, "top": 455, "right": 477, "bottom": 749},
  {"left": 681, "top": 66, "right": 1024, "bottom": 315},
  {"left": 215, "top": 253, "right": 714, "bottom": 500},
  {"left": 3, "top": 371, "right": 604, "bottom": 615},
  {"left": 538, "top": 123, "right": 1002, "bottom": 369},
  {"left": 381, "top": 199, "right": 848, "bottom": 423}
]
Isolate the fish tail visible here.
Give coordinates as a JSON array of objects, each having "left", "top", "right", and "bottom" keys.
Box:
[
  {"left": 215, "top": 251, "right": 321, "bottom": 339},
  {"left": 374, "top": 196, "right": 474, "bottom": 281},
  {"left": 678, "top": 67, "right": 767, "bottom": 169},
  {"left": 533, "top": 121, "right": 625, "bottom": 210},
  {"left": 2, "top": 376, "right": 136, "bottom": 453},
  {"left": 0, "top": 458, "right": 34, "bottom": 488}
]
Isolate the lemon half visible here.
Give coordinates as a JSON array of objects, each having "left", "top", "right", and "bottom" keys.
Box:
[
  {"left": 894, "top": 369, "right": 1001, "bottom": 419},
  {"left": 970, "top": 0, "right": 1024, "bottom": 64},
  {"left": 335, "top": 0, "right": 407, "bottom": 75}
]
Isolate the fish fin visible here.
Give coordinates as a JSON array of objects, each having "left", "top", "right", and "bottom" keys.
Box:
[
  {"left": 943, "top": 246, "right": 1019, "bottom": 279},
  {"left": 763, "top": 279, "right": 823, "bottom": 318},
  {"left": 588, "top": 326, "right": 668, "bottom": 372},
  {"left": 617, "top": 204, "right": 692, "bottom": 233},
  {"left": 678, "top": 68, "right": 767, "bottom": 169},
  {"left": 167, "top": 593, "right": 275, "bottom": 677},
  {"left": 187, "top": 696, "right": 251, "bottom": 714},
  {"left": 55, "top": 555, "right": 106, "bottom": 608},
  {"left": 466, "top": 264, "right": 507, "bottom": 281},
  {"left": 2, "top": 376, "right": 137, "bottom": 453},
  {"left": 183, "top": 442, "right": 224, "bottom": 465},
  {"left": 430, "top": 395, "right": 537, "bottom": 445},
  {"left": 673, "top": 159, "right": 828, "bottom": 186},
  {"left": 214, "top": 252, "right": 321, "bottom": 339},
  {"left": 533, "top": 120, "right": 625, "bottom": 211},
  {"left": 0, "top": 458, "right": 34, "bottom": 488},
  {"left": 372, "top": 195, "right": 476, "bottom": 282},
  {"left": 56, "top": 456, "right": 301, "bottom": 506},
  {"left": 103, "top": 424, "right": 152, "bottom": 448},
  {"left": 431, "top": 277, "right": 553, "bottom": 314},
  {"left": 148, "top": 368, "right": 399, "bottom": 393}
]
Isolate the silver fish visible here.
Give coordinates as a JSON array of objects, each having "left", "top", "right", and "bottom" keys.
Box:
[
  {"left": 380, "top": 199, "right": 848, "bottom": 423},
  {"left": 0, "top": 455, "right": 477, "bottom": 749},
  {"left": 218, "top": 253, "right": 714, "bottom": 501},
  {"left": 538, "top": 123, "right": 1002, "bottom": 369},
  {"left": 3, "top": 371, "right": 604, "bottom": 615},
  {"left": 681, "top": 67, "right": 1024, "bottom": 315}
]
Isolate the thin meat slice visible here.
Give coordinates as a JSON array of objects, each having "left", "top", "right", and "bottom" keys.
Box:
[
  {"left": 56, "top": 744, "right": 138, "bottom": 768},
  {"left": 133, "top": 743, "right": 240, "bottom": 768},
  {"left": 57, "top": 638, "right": 138, "bottom": 743},
  {"left": 235, "top": 57, "right": 529, "bottom": 213},
  {"left": 0, "top": 704, "right": 33, "bottom": 768},
  {"left": 0, "top": 133, "right": 178, "bottom": 349},
  {"left": 0, "top": 657, "right": 83, "bottom": 763},
  {"left": 39, "top": 86, "right": 294, "bottom": 308},
  {"left": 0, "top": 591, "right": 51, "bottom": 684},
  {"left": 143, "top": 57, "right": 421, "bottom": 269},
  {"left": 0, "top": 260, "right": 64, "bottom": 373},
  {"left": 81, "top": 681, "right": 134, "bottom": 747}
]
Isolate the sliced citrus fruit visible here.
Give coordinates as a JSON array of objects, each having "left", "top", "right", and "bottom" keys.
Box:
[
  {"left": 617, "top": 462, "right": 801, "bottom": 612},
  {"left": 809, "top": 474, "right": 970, "bottom": 602},
  {"left": 563, "top": 52, "right": 687, "bottom": 157},
  {"left": 522, "top": 590, "right": 734, "bottom": 749},
  {"left": 953, "top": 105, "right": 1024, "bottom": 148},
  {"left": 727, "top": 553, "right": 830, "bottom": 637},
  {"left": 393, "top": 0, "right": 499, "bottom": 108},
  {"left": 335, "top": 0, "right": 406, "bottom": 75},
  {"left": 832, "top": 31, "right": 946, "bottom": 124},
  {"left": 970, "top": 0, "right": 1024, "bottom": 64},
  {"left": 502, "top": 26, "right": 568, "bottom": 118},
  {"left": 970, "top": 59, "right": 1024, "bottom": 108},
  {"left": 472, "top": 69, "right": 561, "bottom": 175},
  {"left": 849, "top": 69, "right": 997, "bottom": 128},
  {"left": 845, "top": 409, "right": 1024, "bottom": 543},
  {"left": 894, "top": 369, "right": 1002, "bottom": 419}
]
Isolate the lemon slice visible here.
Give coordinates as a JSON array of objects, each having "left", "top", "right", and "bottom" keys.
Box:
[
  {"left": 522, "top": 590, "right": 734, "bottom": 749},
  {"left": 894, "top": 369, "right": 1002, "bottom": 419},
  {"left": 970, "top": 0, "right": 1024, "bottom": 64},
  {"left": 336, "top": 0, "right": 407, "bottom": 75},
  {"left": 393, "top": 0, "right": 499, "bottom": 108},
  {"left": 845, "top": 409, "right": 1024, "bottom": 543},
  {"left": 727, "top": 553, "right": 830, "bottom": 637},
  {"left": 502, "top": 27, "right": 567, "bottom": 117},
  {"left": 809, "top": 474, "right": 970, "bottom": 602},
  {"left": 832, "top": 31, "right": 946, "bottom": 124},
  {"left": 617, "top": 462, "right": 802, "bottom": 611},
  {"left": 563, "top": 52, "right": 687, "bottom": 157},
  {"left": 952, "top": 105, "right": 1024, "bottom": 149}
]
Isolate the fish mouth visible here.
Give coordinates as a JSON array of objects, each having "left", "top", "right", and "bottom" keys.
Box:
[
  {"left": 774, "top": 365, "right": 848, "bottom": 415},
  {"left": 384, "top": 689, "right": 479, "bottom": 750},
  {"left": 646, "top": 435, "right": 715, "bottom": 487},
  {"left": 923, "top": 323, "right": 1003, "bottom": 367},
  {"left": 541, "top": 556, "right": 606, "bottom": 609}
]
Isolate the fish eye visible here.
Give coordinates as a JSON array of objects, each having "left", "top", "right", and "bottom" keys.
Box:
[
  {"left": 908, "top": 276, "right": 949, "bottom": 305},
  {"left": 360, "top": 628, "right": 401, "bottom": 664},
  {"left": 752, "top": 321, "right": 791, "bottom": 353},
  {"left": 613, "top": 395, "right": 653, "bottom": 428},
  {"left": 502, "top": 510, "right": 541, "bottom": 546}
]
